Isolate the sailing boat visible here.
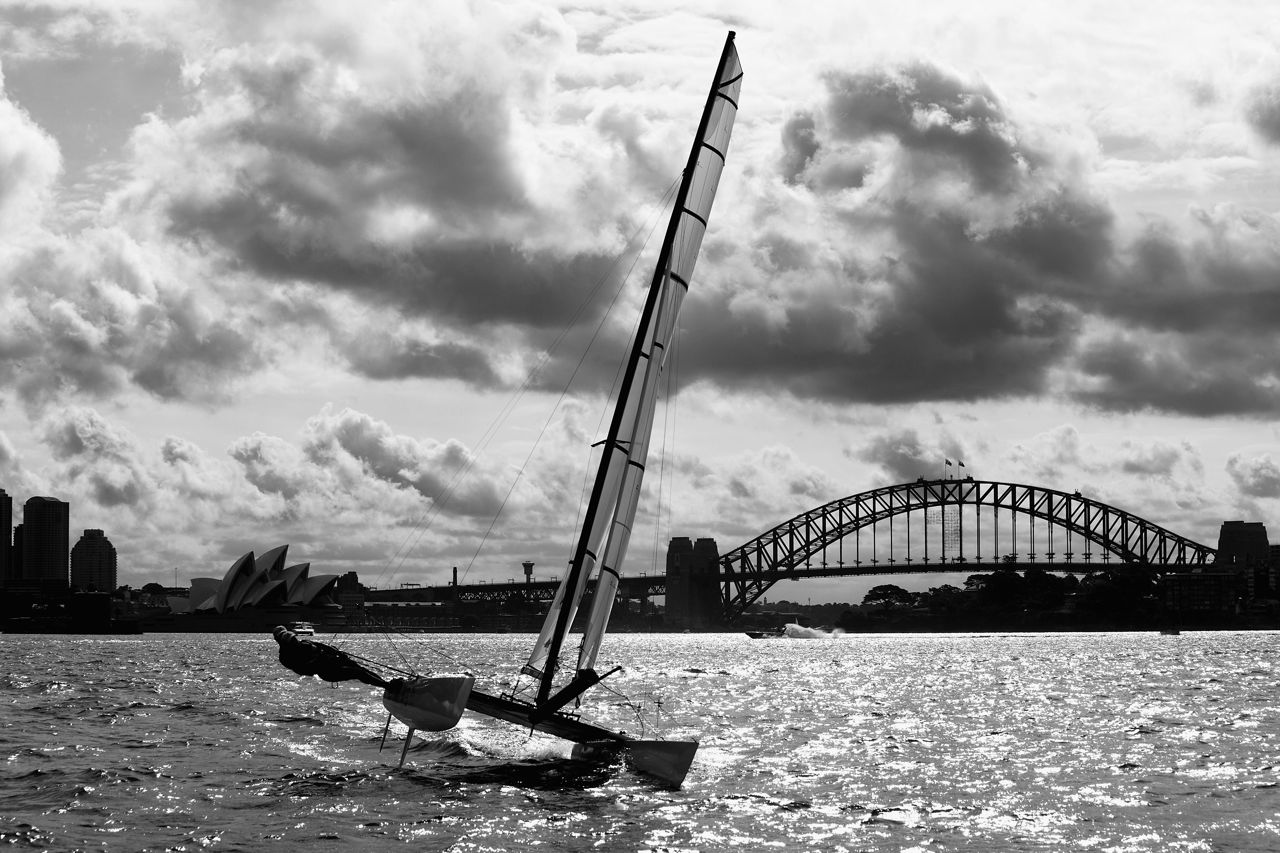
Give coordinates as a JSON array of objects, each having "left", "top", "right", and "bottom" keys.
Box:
[{"left": 274, "top": 31, "right": 741, "bottom": 788}]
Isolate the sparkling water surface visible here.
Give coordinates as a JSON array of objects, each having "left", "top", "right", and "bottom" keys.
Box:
[{"left": 2, "top": 631, "right": 1278, "bottom": 851}]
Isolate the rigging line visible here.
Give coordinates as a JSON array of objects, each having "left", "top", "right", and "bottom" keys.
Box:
[
  {"left": 359, "top": 611, "right": 472, "bottom": 674},
  {"left": 458, "top": 177, "right": 682, "bottom": 579},
  {"left": 382, "top": 176, "right": 683, "bottom": 589},
  {"left": 597, "top": 680, "right": 652, "bottom": 738},
  {"left": 652, "top": 324, "right": 681, "bottom": 575}
]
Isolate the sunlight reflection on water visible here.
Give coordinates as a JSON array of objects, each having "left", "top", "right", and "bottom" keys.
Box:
[{"left": 1, "top": 631, "right": 1278, "bottom": 850}]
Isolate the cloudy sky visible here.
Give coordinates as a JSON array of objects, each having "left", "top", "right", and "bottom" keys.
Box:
[{"left": 3, "top": 0, "right": 1280, "bottom": 598}]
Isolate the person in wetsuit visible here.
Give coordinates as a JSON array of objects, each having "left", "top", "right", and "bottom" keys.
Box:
[{"left": 272, "top": 625, "right": 390, "bottom": 688}]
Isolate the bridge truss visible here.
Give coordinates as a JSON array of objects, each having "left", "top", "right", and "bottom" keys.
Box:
[{"left": 718, "top": 478, "right": 1216, "bottom": 622}]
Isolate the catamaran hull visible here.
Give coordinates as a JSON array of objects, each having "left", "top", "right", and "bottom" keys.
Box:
[
  {"left": 382, "top": 675, "right": 474, "bottom": 731},
  {"left": 571, "top": 739, "right": 699, "bottom": 786},
  {"left": 466, "top": 688, "right": 698, "bottom": 786}
]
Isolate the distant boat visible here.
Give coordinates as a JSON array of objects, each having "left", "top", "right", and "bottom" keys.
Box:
[
  {"left": 745, "top": 629, "right": 785, "bottom": 639},
  {"left": 272, "top": 32, "right": 743, "bottom": 788},
  {"left": 1160, "top": 628, "right": 1181, "bottom": 636},
  {"left": 287, "top": 621, "right": 315, "bottom": 636}
]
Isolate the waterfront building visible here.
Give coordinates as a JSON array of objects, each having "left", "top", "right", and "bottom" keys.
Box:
[
  {"left": 21, "top": 496, "right": 70, "bottom": 592},
  {"left": 1216, "top": 521, "right": 1272, "bottom": 599},
  {"left": 71, "top": 529, "right": 118, "bottom": 592},
  {"left": 1162, "top": 569, "right": 1242, "bottom": 615}
]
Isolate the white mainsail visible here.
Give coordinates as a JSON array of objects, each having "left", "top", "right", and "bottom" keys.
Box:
[{"left": 523, "top": 34, "right": 742, "bottom": 695}]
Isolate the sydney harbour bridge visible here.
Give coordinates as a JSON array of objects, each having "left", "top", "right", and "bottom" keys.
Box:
[{"left": 408, "top": 477, "right": 1219, "bottom": 625}]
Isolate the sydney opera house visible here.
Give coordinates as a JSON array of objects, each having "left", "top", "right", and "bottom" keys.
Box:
[{"left": 159, "top": 545, "right": 342, "bottom": 630}]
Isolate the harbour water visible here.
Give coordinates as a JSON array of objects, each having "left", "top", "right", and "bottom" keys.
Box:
[{"left": 2, "top": 630, "right": 1278, "bottom": 851}]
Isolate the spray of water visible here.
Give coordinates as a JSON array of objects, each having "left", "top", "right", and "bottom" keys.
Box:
[{"left": 782, "top": 623, "right": 847, "bottom": 639}]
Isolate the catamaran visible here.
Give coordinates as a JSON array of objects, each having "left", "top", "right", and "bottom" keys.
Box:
[{"left": 274, "top": 31, "right": 741, "bottom": 787}]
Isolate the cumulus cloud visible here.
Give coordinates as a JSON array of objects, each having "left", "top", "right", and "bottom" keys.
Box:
[
  {"left": 677, "top": 60, "right": 1280, "bottom": 417},
  {"left": 0, "top": 227, "right": 264, "bottom": 410},
  {"left": 12, "top": 404, "right": 535, "bottom": 583},
  {"left": 1118, "top": 439, "right": 1203, "bottom": 479},
  {"left": 1226, "top": 452, "right": 1280, "bottom": 498},
  {"left": 12, "top": 4, "right": 1277, "bottom": 420},
  {"left": 665, "top": 445, "right": 839, "bottom": 545},
  {"left": 107, "top": 2, "right": 660, "bottom": 393},
  {"left": 679, "top": 61, "right": 1106, "bottom": 406},
  {"left": 1069, "top": 207, "right": 1280, "bottom": 415},
  {"left": 1008, "top": 424, "right": 1088, "bottom": 483},
  {"left": 0, "top": 65, "right": 61, "bottom": 235},
  {"left": 38, "top": 406, "right": 158, "bottom": 510},
  {"left": 301, "top": 406, "right": 503, "bottom": 517},
  {"left": 855, "top": 427, "right": 966, "bottom": 483}
]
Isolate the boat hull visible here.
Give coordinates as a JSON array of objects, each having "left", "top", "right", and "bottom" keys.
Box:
[
  {"left": 466, "top": 688, "right": 697, "bottom": 786},
  {"left": 382, "top": 675, "right": 474, "bottom": 731},
  {"left": 572, "top": 739, "right": 699, "bottom": 786}
]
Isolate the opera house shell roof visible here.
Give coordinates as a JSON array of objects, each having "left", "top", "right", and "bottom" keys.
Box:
[{"left": 169, "top": 546, "right": 339, "bottom": 614}]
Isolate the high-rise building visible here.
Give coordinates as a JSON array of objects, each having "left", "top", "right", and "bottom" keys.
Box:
[
  {"left": 22, "top": 496, "right": 69, "bottom": 592},
  {"left": 1216, "top": 520, "right": 1271, "bottom": 598},
  {"left": 12, "top": 523, "right": 23, "bottom": 582},
  {"left": 71, "top": 529, "right": 117, "bottom": 592},
  {"left": 0, "top": 488, "right": 11, "bottom": 587}
]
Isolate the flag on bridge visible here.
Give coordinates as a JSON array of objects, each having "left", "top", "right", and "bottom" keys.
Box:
[
  {"left": 959, "top": 460, "right": 965, "bottom": 467},
  {"left": 945, "top": 459, "right": 952, "bottom": 466}
]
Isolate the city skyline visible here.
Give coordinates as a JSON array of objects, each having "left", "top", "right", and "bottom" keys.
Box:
[
  {"left": 2, "top": 2, "right": 1280, "bottom": 599},
  {"left": 0, "top": 487, "right": 123, "bottom": 592}
]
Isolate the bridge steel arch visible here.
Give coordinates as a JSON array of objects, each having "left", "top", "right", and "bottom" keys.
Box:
[{"left": 718, "top": 478, "right": 1216, "bottom": 623}]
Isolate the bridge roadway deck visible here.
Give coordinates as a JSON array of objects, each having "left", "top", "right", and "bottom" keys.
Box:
[{"left": 368, "top": 560, "right": 1179, "bottom": 604}]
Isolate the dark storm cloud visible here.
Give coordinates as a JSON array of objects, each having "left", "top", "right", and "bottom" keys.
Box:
[
  {"left": 1074, "top": 336, "right": 1280, "bottom": 416},
  {"left": 670, "top": 62, "right": 1104, "bottom": 404},
  {"left": 340, "top": 333, "right": 499, "bottom": 385},
  {"left": 148, "top": 39, "right": 638, "bottom": 391},
  {"left": 210, "top": 49, "right": 528, "bottom": 218},
  {"left": 856, "top": 427, "right": 966, "bottom": 482},
  {"left": 677, "top": 62, "right": 1280, "bottom": 417},
  {"left": 1068, "top": 211, "right": 1280, "bottom": 415},
  {"left": 118, "top": 28, "right": 1280, "bottom": 418},
  {"left": 857, "top": 429, "right": 932, "bottom": 481},
  {"left": 682, "top": 223, "right": 1079, "bottom": 403},
  {"left": 818, "top": 63, "right": 1032, "bottom": 193}
]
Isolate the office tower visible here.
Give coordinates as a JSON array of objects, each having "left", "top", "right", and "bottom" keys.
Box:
[
  {"left": 0, "top": 488, "right": 10, "bottom": 586},
  {"left": 12, "top": 523, "right": 23, "bottom": 582},
  {"left": 1217, "top": 520, "right": 1271, "bottom": 598},
  {"left": 71, "top": 529, "right": 118, "bottom": 592},
  {"left": 22, "top": 496, "right": 69, "bottom": 592}
]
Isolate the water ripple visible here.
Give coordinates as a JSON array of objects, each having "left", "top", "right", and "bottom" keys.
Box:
[{"left": 2, "top": 631, "right": 1280, "bottom": 850}]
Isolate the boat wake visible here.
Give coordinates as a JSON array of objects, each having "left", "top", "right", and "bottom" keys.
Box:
[{"left": 783, "top": 624, "right": 847, "bottom": 639}]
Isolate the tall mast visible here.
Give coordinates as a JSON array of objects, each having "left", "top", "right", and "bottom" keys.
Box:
[{"left": 535, "top": 31, "right": 742, "bottom": 706}]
